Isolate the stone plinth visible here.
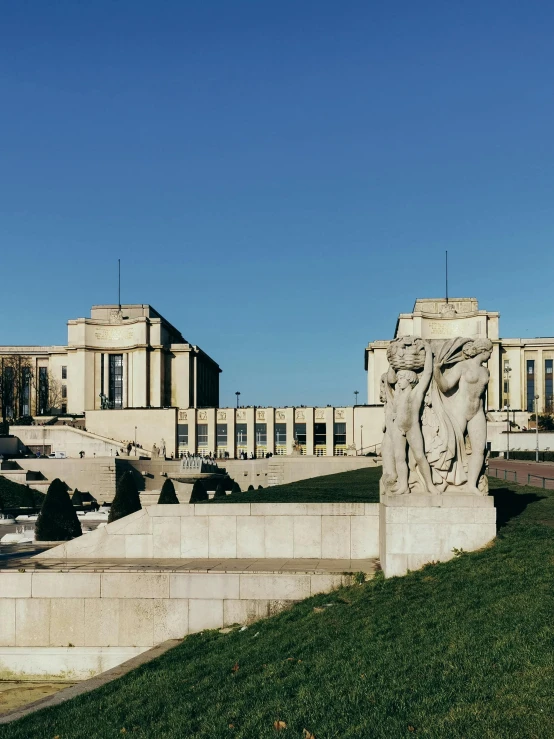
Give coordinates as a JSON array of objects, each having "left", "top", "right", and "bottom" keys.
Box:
[{"left": 379, "top": 494, "right": 496, "bottom": 578}]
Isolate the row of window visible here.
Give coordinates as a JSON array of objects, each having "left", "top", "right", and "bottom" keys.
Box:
[
  {"left": 526, "top": 359, "right": 554, "bottom": 412},
  {"left": 177, "top": 422, "right": 347, "bottom": 448}
]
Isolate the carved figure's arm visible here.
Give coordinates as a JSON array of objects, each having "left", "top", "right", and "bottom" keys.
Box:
[
  {"left": 434, "top": 361, "right": 462, "bottom": 393},
  {"left": 413, "top": 342, "right": 434, "bottom": 402}
]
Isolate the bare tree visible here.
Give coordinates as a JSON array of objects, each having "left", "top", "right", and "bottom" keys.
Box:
[
  {"left": 47, "top": 371, "right": 64, "bottom": 415},
  {"left": 1, "top": 355, "right": 36, "bottom": 427}
]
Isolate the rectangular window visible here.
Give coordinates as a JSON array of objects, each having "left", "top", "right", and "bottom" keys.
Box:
[
  {"left": 109, "top": 354, "right": 123, "bottom": 409},
  {"left": 294, "top": 423, "right": 306, "bottom": 446},
  {"left": 546, "top": 359, "right": 553, "bottom": 412},
  {"left": 61, "top": 366, "right": 67, "bottom": 380},
  {"left": 61, "top": 403, "right": 67, "bottom": 414},
  {"left": 20, "top": 366, "right": 32, "bottom": 417},
  {"left": 100, "top": 354, "right": 105, "bottom": 396},
  {"left": 38, "top": 366, "right": 49, "bottom": 415},
  {"left": 275, "top": 423, "right": 287, "bottom": 446},
  {"left": 236, "top": 423, "right": 247, "bottom": 446},
  {"left": 177, "top": 424, "right": 188, "bottom": 446},
  {"left": 217, "top": 424, "right": 228, "bottom": 446},
  {"left": 2, "top": 365, "right": 14, "bottom": 418},
  {"left": 255, "top": 423, "right": 267, "bottom": 445},
  {"left": 61, "top": 385, "right": 67, "bottom": 399},
  {"left": 314, "top": 423, "right": 327, "bottom": 446},
  {"left": 333, "top": 422, "right": 347, "bottom": 446},
  {"left": 503, "top": 381, "right": 509, "bottom": 394},
  {"left": 197, "top": 424, "right": 208, "bottom": 446},
  {"left": 526, "top": 360, "right": 535, "bottom": 412}
]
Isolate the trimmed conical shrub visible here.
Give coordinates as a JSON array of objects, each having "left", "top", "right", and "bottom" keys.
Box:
[
  {"left": 35, "top": 478, "right": 82, "bottom": 541},
  {"left": 258, "top": 485, "right": 263, "bottom": 490},
  {"left": 214, "top": 482, "right": 226, "bottom": 499},
  {"left": 108, "top": 470, "right": 141, "bottom": 523},
  {"left": 71, "top": 489, "right": 84, "bottom": 507},
  {"left": 247, "top": 484, "right": 254, "bottom": 491},
  {"left": 189, "top": 480, "right": 208, "bottom": 503},
  {"left": 158, "top": 478, "right": 179, "bottom": 504},
  {"left": 223, "top": 476, "right": 233, "bottom": 493},
  {"left": 231, "top": 481, "right": 241, "bottom": 495}
]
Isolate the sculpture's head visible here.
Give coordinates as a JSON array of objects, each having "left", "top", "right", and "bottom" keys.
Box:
[
  {"left": 396, "top": 369, "right": 419, "bottom": 389},
  {"left": 463, "top": 338, "right": 493, "bottom": 362}
]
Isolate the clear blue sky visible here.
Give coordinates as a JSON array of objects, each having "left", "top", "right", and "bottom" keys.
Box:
[{"left": 2, "top": 1, "right": 553, "bottom": 408}]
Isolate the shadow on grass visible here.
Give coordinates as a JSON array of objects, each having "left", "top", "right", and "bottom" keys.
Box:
[{"left": 490, "top": 486, "right": 546, "bottom": 529}]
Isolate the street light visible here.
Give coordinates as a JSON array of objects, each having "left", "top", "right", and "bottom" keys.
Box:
[
  {"left": 134, "top": 426, "right": 137, "bottom": 456},
  {"left": 354, "top": 390, "right": 359, "bottom": 406},
  {"left": 535, "top": 394, "right": 540, "bottom": 462},
  {"left": 360, "top": 425, "right": 363, "bottom": 456},
  {"left": 505, "top": 404, "right": 510, "bottom": 460},
  {"left": 235, "top": 391, "right": 240, "bottom": 408}
]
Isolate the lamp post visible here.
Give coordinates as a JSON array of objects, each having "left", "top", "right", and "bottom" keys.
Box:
[
  {"left": 360, "top": 425, "right": 363, "bottom": 456},
  {"left": 235, "top": 391, "right": 240, "bottom": 408},
  {"left": 505, "top": 405, "right": 510, "bottom": 460},
  {"left": 503, "top": 363, "right": 512, "bottom": 407},
  {"left": 354, "top": 390, "right": 359, "bottom": 406},
  {"left": 535, "top": 394, "right": 540, "bottom": 462},
  {"left": 134, "top": 426, "right": 137, "bottom": 456}
]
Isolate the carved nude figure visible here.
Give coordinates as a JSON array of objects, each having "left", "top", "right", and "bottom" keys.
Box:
[
  {"left": 433, "top": 338, "right": 493, "bottom": 494},
  {"left": 388, "top": 341, "right": 441, "bottom": 495}
]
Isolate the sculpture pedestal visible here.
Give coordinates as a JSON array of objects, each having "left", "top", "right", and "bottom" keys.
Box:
[{"left": 379, "top": 494, "right": 496, "bottom": 578}]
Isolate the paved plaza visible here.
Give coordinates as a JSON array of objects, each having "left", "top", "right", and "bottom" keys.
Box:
[{"left": 488, "top": 459, "right": 554, "bottom": 489}]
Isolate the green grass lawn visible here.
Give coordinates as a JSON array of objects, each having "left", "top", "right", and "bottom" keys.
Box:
[
  {"left": 2, "top": 476, "right": 553, "bottom": 738},
  {"left": 0, "top": 475, "right": 44, "bottom": 512},
  {"left": 206, "top": 466, "right": 382, "bottom": 504}
]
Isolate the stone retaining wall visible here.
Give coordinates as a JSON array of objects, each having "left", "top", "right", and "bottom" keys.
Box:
[{"left": 37, "top": 503, "right": 381, "bottom": 561}]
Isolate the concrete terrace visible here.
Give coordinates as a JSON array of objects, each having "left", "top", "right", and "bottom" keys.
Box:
[{"left": 0, "top": 557, "right": 378, "bottom": 574}]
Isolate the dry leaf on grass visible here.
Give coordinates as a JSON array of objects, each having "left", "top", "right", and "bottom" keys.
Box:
[
  {"left": 231, "top": 662, "right": 239, "bottom": 673},
  {"left": 303, "top": 730, "right": 316, "bottom": 738},
  {"left": 273, "top": 719, "right": 287, "bottom": 730}
]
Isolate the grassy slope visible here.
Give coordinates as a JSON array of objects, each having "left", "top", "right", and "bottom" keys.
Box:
[
  {"left": 0, "top": 475, "right": 44, "bottom": 510},
  {"left": 2, "top": 479, "right": 553, "bottom": 738},
  {"left": 205, "top": 466, "right": 381, "bottom": 504}
]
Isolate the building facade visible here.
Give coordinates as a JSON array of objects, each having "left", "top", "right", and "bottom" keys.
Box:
[
  {"left": 0, "top": 304, "right": 220, "bottom": 418},
  {"left": 365, "top": 297, "right": 554, "bottom": 414},
  {"left": 3, "top": 297, "right": 552, "bottom": 459}
]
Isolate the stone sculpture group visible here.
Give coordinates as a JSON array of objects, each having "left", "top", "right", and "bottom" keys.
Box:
[{"left": 380, "top": 335, "right": 493, "bottom": 496}]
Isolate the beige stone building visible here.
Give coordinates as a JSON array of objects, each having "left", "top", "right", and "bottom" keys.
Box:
[
  {"left": 3, "top": 297, "right": 552, "bottom": 459},
  {"left": 365, "top": 297, "right": 554, "bottom": 415},
  {"left": 0, "top": 304, "right": 220, "bottom": 418}
]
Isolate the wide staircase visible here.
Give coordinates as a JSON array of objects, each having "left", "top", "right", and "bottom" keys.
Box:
[{"left": 267, "top": 457, "right": 285, "bottom": 486}]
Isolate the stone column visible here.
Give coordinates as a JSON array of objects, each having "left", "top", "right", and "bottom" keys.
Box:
[
  {"left": 305, "top": 408, "right": 314, "bottom": 456},
  {"left": 266, "top": 408, "right": 275, "bottom": 455},
  {"left": 246, "top": 407, "right": 255, "bottom": 458},
  {"left": 103, "top": 354, "right": 109, "bottom": 403},
  {"left": 488, "top": 342, "right": 501, "bottom": 410},
  {"left": 122, "top": 353, "right": 128, "bottom": 408}
]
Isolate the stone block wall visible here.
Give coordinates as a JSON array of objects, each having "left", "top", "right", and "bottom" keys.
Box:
[{"left": 36, "top": 503, "right": 381, "bottom": 561}]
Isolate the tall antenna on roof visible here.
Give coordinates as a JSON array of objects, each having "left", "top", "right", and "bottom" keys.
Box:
[
  {"left": 118, "top": 258, "right": 121, "bottom": 309},
  {"left": 445, "top": 250, "right": 448, "bottom": 303}
]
